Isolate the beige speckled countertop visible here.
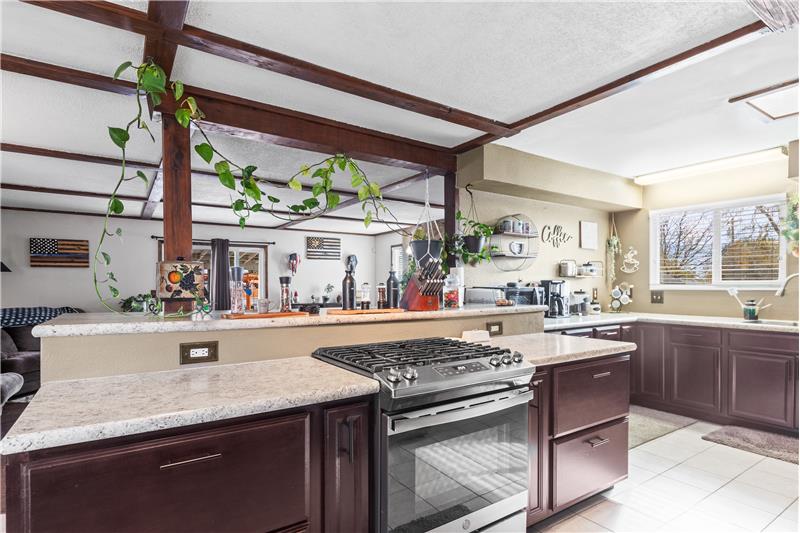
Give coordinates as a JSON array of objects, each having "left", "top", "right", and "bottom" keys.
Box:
[
  {"left": 486, "top": 332, "right": 636, "bottom": 366},
  {"left": 544, "top": 312, "right": 799, "bottom": 334},
  {"left": 33, "top": 304, "right": 548, "bottom": 338},
  {"left": 1, "top": 357, "right": 379, "bottom": 455}
]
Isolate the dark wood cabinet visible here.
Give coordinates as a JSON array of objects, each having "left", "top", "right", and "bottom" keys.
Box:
[
  {"left": 729, "top": 350, "right": 796, "bottom": 429},
  {"left": 561, "top": 328, "right": 594, "bottom": 338},
  {"left": 621, "top": 324, "right": 637, "bottom": 393},
  {"left": 668, "top": 341, "right": 722, "bottom": 414},
  {"left": 631, "top": 323, "right": 667, "bottom": 401},
  {"left": 593, "top": 325, "right": 621, "bottom": 341},
  {"left": 527, "top": 374, "right": 550, "bottom": 525},
  {"left": 324, "top": 403, "right": 370, "bottom": 533},
  {"left": 5, "top": 399, "right": 373, "bottom": 533}
]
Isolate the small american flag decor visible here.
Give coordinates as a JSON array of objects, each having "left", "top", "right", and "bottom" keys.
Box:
[
  {"left": 29, "top": 238, "right": 89, "bottom": 268},
  {"left": 306, "top": 236, "right": 341, "bottom": 260}
]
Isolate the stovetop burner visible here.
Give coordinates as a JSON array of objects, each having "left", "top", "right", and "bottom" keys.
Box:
[{"left": 313, "top": 337, "right": 511, "bottom": 373}]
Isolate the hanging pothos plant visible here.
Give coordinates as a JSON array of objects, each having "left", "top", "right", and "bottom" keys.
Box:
[{"left": 95, "top": 59, "right": 404, "bottom": 314}]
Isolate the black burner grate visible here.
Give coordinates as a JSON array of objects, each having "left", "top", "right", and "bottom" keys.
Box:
[{"left": 313, "top": 337, "right": 511, "bottom": 373}]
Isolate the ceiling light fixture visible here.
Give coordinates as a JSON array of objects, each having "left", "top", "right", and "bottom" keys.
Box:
[
  {"left": 729, "top": 79, "right": 799, "bottom": 121},
  {"left": 634, "top": 146, "right": 788, "bottom": 186}
]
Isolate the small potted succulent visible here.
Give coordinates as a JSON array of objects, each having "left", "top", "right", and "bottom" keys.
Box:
[{"left": 322, "top": 283, "right": 334, "bottom": 304}]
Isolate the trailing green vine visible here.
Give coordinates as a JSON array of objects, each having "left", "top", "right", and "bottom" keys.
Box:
[{"left": 95, "top": 59, "right": 404, "bottom": 314}]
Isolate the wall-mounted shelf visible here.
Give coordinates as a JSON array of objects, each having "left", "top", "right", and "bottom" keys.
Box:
[
  {"left": 493, "top": 231, "right": 539, "bottom": 238},
  {"left": 491, "top": 253, "right": 539, "bottom": 259}
]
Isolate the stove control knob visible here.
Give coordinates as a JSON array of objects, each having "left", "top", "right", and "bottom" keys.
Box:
[
  {"left": 489, "top": 356, "right": 502, "bottom": 367},
  {"left": 512, "top": 351, "right": 524, "bottom": 363},
  {"left": 501, "top": 354, "right": 513, "bottom": 365},
  {"left": 402, "top": 366, "right": 418, "bottom": 381},
  {"left": 386, "top": 367, "right": 402, "bottom": 383}
]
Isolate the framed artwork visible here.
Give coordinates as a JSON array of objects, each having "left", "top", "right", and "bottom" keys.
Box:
[
  {"left": 579, "top": 221, "right": 599, "bottom": 250},
  {"left": 29, "top": 238, "right": 89, "bottom": 267},
  {"left": 157, "top": 261, "right": 205, "bottom": 299},
  {"left": 306, "top": 236, "right": 341, "bottom": 260}
]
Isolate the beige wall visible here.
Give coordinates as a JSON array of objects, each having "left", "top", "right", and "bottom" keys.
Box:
[
  {"left": 41, "top": 311, "right": 544, "bottom": 381},
  {"left": 615, "top": 157, "right": 799, "bottom": 320},
  {"left": 458, "top": 188, "right": 610, "bottom": 303}
]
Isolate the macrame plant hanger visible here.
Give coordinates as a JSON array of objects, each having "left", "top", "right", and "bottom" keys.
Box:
[{"left": 410, "top": 172, "right": 442, "bottom": 266}]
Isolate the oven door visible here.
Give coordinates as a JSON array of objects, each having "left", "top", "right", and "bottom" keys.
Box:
[{"left": 383, "top": 387, "right": 532, "bottom": 533}]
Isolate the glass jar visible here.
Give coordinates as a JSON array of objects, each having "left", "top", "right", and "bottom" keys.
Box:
[
  {"left": 279, "top": 276, "right": 292, "bottom": 312},
  {"left": 443, "top": 275, "right": 460, "bottom": 309},
  {"left": 360, "top": 282, "right": 371, "bottom": 310},
  {"left": 376, "top": 283, "right": 387, "bottom": 309}
]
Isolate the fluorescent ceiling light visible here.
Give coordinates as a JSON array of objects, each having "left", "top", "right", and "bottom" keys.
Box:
[{"left": 634, "top": 147, "right": 788, "bottom": 186}]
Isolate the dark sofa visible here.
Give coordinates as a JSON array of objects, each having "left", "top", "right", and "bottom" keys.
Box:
[{"left": 1, "top": 326, "right": 41, "bottom": 397}]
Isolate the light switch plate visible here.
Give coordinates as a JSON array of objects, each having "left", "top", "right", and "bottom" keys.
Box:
[
  {"left": 180, "top": 341, "right": 219, "bottom": 364},
  {"left": 651, "top": 291, "right": 664, "bottom": 304}
]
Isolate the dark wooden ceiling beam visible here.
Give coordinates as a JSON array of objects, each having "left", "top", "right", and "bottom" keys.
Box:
[
  {"left": 24, "top": 0, "right": 514, "bottom": 137},
  {"left": 275, "top": 170, "right": 431, "bottom": 229},
  {"left": 2, "top": 54, "right": 455, "bottom": 173},
  {"left": 452, "top": 20, "right": 770, "bottom": 153},
  {"left": 143, "top": 1, "right": 189, "bottom": 78}
]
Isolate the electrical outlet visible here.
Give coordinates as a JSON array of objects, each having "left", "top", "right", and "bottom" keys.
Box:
[
  {"left": 486, "top": 321, "right": 504, "bottom": 336},
  {"left": 651, "top": 290, "right": 664, "bottom": 304},
  {"left": 180, "top": 341, "right": 219, "bottom": 364}
]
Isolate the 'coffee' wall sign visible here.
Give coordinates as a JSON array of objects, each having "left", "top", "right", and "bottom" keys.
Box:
[{"left": 540, "top": 225, "right": 573, "bottom": 248}]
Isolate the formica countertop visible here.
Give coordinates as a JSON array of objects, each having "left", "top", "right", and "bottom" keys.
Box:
[
  {"left": 544, "top": 312, "right": 799, "bottom": 334},
  {"left": 32, "top": 304, "right": 548, "bottom": 338},
  {"left": 1, "top": 357, "right": 379, "bottom": 455},
  {"left": 486, "top": 332, "right": 636, "bottom": 366},
  {"left": 3, "top": 329, "right": 631, "bottom": 454}
]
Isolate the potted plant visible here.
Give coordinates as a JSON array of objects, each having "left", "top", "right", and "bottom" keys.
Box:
[
  {"left": 119, "top": 293, "right": 152, "bottom": 313},
  {"left": 457, "top": 210, "right": 494, "bottom": 253},
  {"left": 322, "top": 283, "right": 334, "bottom": 304},
  {"left": 409, "top": 226, "right": 443, "bottom": 268}
]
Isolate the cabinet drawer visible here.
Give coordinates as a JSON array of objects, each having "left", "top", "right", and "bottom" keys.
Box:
[
  {"left": 561, "top": 328, "right": 595, "bottom": 338},
  {"left": 669, "top": 326, "right": 721, "bottom": 346},
  {"left": 553, "top": 418, "right": 628, "bottom": 511},
  {"left": 728, "top": 331, "right": 799, "bottom": 354},
  {"left": 594, "top": 325, "right": 621, "bottom": 341},
  {"left": 553, "top": 356, "right": 630, "bottom": 436},
  {"left": 24, "top": 414, "right": 312, "bottom": 533}
]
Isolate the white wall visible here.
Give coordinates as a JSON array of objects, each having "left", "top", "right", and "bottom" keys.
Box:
[{"left": 1, "top": 210, "right": 376, "bottom": 311}]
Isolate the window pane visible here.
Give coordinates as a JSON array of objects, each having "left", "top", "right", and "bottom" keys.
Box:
[
  {"left": 720, "top": 203, "right": 781, "bottom": 281},
  {"left": 658, "top": 210, "right": 713, "bottom": 285},
  {"left": 191, "top": 248, "right": 211, "bottom": 295}
]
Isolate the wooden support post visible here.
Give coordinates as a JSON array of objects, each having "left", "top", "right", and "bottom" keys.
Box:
[
  {"left": 444, "top": 171, "right": 459, "bottom": 268},
  {"left": 161, "top": 114, "right": 193, "bottom": 313}
]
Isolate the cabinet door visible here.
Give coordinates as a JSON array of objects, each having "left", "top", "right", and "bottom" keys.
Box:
[
  {"left": 21, "top": 414, "right": 313, "bottom": 533},
  {"left": 594, "top": 325, "right": 621, "bottom": 341},
  {"left": 669, "top": 343, "right": 722, "bottom": 414},
  {"left": 324, "top": 403, "right": 370, "bottom": 533},
  {"left": 561, "top": 328, "right": 595, "bottom": 338},
  {"left": 729, "top": 350, "right": 796, "bottom": 429},
  {"left": 633, "top": 324, "right": 666, "bottom": 401},
  {"left": 527, "top": 375, "right": 549, "bottom": 524},
  {"left": 620, "top": 325, "right": 637, "bottom": 394}
]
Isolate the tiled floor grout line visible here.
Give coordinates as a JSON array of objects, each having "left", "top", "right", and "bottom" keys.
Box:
[{"left": 759, "top": 497, "right": 799, "bottom": 532}]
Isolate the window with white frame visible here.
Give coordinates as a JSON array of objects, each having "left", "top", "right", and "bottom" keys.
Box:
[{"left": 650, "top": 194, "right": 786, "bottom": 289}]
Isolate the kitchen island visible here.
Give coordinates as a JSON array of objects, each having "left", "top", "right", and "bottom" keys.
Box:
[
  {"left": 2, "top": 332, "right": 633, "bottom": 533},
  {"left": 33, "top": 304, "right": 547, "bottom": 382}
]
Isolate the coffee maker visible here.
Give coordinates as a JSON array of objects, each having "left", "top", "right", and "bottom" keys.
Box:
[{"left": 541, "top": 280, "right": 569, "bottom": 318}]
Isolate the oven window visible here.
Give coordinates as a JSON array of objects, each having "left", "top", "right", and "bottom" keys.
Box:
[{"left": 387, "top": 402, "right": 528, "bottom": 532}]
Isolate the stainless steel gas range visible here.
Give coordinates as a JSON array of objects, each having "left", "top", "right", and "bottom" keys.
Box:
[{"left": 313, "top": 337, "right": 536, "bottom": 533}]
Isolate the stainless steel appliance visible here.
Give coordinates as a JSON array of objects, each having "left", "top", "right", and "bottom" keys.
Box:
[
  {"left": 313, "top": 338, "right": 536, "bottom": 532},
  {"left": 465, "top": 286, "right": 544, "bottom": 306},
  {"left": 541, "top": 280, "right": 569, "bottom": 318}
]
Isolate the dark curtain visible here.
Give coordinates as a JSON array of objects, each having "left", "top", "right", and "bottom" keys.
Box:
[{"left": 210, "top": 239, "right": 231, "bottom": 310}]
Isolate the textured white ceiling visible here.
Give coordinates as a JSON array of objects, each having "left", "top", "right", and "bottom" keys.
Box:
[
  {"left": 1, "top": 189, "right": 144, "bottom": 216},
  {"left": 334, "top": 200, "right": 442, "bottom": 226},
  {"left": 289, "top": 216, "right": 388, "bottom": 236},
  {"left": 386, "top": 176, "right": 445, "bottom": 206},
  {"left": 184, "top": 1, "right": 757, "bottom": 124},
  {"left": 497, "top": 27, "right": 799, "bottom": 177},
  {"left": 1, "top": 152, "right": 154, "bottom": 197},
  {"left": 1, "top": 72, "right": 163, "bottom": 162},
  {"left": 189, "top": 131, "right": 420, "bottom": 189},
  {"left": 0, "top": 1, "right": 144, "bottom": 82},
  {"left": 171, "top": 47, "right": 480, "bottom": 147}
]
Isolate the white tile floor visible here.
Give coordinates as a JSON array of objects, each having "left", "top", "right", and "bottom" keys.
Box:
[{"left": 531, "top": 421, "right": 799, "bottom": 533}]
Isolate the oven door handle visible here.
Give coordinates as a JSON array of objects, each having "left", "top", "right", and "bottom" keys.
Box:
[{"left": 388, "top": 387, "right": 533, "bottom": 435}]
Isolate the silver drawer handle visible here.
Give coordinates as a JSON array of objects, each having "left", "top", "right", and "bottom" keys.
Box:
[
  {"left": 160, "top": 453, "right": 222, "bottom": 470},
  {"left": 593, "top": 371, "right": 612, "bottom": 379},
  {"left": 588, "top": 437, "right": 609, "bottom": 448}
]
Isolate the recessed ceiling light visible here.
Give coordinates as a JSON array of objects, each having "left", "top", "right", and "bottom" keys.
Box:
[
  {"left": 634, "top": 146, "right": 788, "bottom": 186},
  {"left": 729, "top": 79, "right": 799, "bottom": 121}
]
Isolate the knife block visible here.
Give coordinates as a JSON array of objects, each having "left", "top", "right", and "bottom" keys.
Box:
[{"left": 400, "top": 276, "right": 441, "bottom": 311}]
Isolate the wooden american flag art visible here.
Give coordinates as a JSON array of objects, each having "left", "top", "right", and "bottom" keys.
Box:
[
  {"left": 29, "top": 238, "right": 90, "bottom": 267},
  {"left": 306, "top": 236, "right": 341, "bottom": 260}
]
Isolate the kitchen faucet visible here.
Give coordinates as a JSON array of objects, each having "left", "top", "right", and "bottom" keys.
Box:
[{"left": 775, "top": 272, "right": 799, "bottom": 297}]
